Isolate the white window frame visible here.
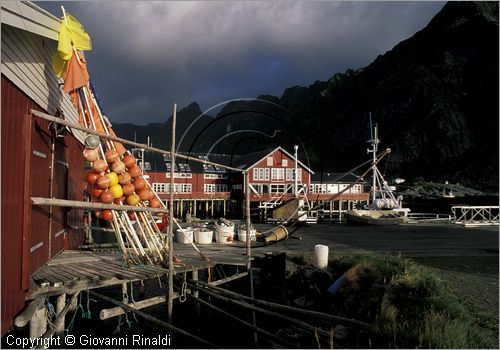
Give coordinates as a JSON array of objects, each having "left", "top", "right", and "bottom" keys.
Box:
[
  {"left": 266, "top": 156, "right": 273, "bottom": 166},
  {"left": 204, "top": 184, "right": 215, "bottom": 193},
  {"left": 286, "top": 168, "right": 302, "bottom": 181},
  {"left": 253, "top": 168, "right": 269, "bottom": 181},
  {"left": 204, "top": 173, "right": 227, "bottom": 179},
  {"left": 271, "top": 168, "right": 285, "bottom": 181},
  {"left": 270, "top": 184, "right": 286, "bottom": 193},
  {"left": 152, "top": 183, "right": 168, "bottom": 193},
  {"left": 281, "top": 159, "right": 288, "bottom": 167}
]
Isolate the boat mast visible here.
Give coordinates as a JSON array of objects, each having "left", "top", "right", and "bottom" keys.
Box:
[{"left": 367, "top": 113, "right": 379, "bottom": 205}]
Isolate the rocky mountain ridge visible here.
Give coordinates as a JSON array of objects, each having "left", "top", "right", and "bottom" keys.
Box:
[{"left": 113, "top": 2, "right": 499, "bottom": 190}]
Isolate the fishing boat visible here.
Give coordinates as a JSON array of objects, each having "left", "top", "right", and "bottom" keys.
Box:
[{"left": 345, "top": 122, "right": 410, "bottom": 225}]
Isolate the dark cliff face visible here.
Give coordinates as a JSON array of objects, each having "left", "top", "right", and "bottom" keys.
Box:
[
  {"left": 280, "top": 1, "right": 499, "bottom": 188},
  {"left": 113, "top": 2, "right": 498, "bottom": 189}
]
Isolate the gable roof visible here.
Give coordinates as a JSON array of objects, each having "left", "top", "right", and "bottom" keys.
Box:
[
  {"left": 1, "top": 1, "right": 85, "bottom": 144},
  {"left": 1, "top": 1, "right": 60, "bottom": 40},
  {"left": 232, "top": 147, "right": 314, "bottom": 174}
]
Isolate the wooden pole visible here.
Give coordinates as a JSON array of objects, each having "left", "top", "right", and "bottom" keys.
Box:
[
  {"left": 188, "top": 293, "right": 296, "bottom": 348},
  {"left": 29, "top": 306, "right": 47, "bottom": 339},
  {"left": 168, "top": 103, "right": 176, "bottom": 323},
  {"left": 34, "top": 292, "right": 80, "bottom": 349},
  {"left": 14, "top": 298, "right": 45, "bottom": 328},
  {"left": 55, "top": 293, "right": 66, "bottom": 336},
  {"left": 31, "top": 197, "right": 168, "bottom": 214},
  {"left": 89, "top": 291, "right": 220, "bottom": 348},
  {"left": 191, "top": 280, "right": 369, "bottom": 328},
  {"left": 245, "top": 171, "right": 258, "bottom": 344},
  {"left": 100, "top": 296, "right": 166, "bottom": 320},
  {"left": 31, "top": 110, "right": 243, "bottom": 172},
  {"left": 191, "top": 284, "right": 332, "bottom": 341}
]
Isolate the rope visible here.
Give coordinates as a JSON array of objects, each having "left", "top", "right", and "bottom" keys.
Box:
[
  {"left": 179, "top": 272, "right": 187, "bottom": 303},
  {"left": 113, "top": 314, "right": 124, "bottom": 335},
  {"left": 129, "top": 282, "right": 139, "bottom": 324}
]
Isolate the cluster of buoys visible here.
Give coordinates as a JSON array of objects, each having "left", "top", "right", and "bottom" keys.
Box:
[{"left": 83, "top": 135, "right": 160, "bottom": 220}]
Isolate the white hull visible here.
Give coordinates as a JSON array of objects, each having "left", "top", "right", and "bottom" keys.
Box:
[{"left": 345, "top": 209, "right": 407, "bottom": 225}]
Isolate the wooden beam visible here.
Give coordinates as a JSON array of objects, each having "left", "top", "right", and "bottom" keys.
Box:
[
  {"left": 14, "top": 298, "right": 45, "bottom": 328},
  {"left": 31, "top": 109, "right": 243, "bottom": 172},
  {"left": 209, "top": 271, "right": 249, "bottom": 287},
  {"left": 55, "top": 293, "right": 66, "bottom": 336},
  {"left": 188, "top": 293, "right": 296, "bottom": 348},
  {"left": 31, "top": 197, "right": 169, "bottom": 214},
  {"left": 100, "top": 296, "right": 166, "bottom": 320},
  {"left": 35, "top": 292, "right": 79, "bottom": 349},
  {"left": 29, "top": 304, "right": 47, "bottom": 339}
]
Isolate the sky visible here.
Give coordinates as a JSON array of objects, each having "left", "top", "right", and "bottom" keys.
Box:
[{"left": 37, "top": 1, "right": 445, "bottom": 125}]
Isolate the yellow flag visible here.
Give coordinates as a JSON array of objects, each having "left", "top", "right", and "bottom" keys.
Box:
[{"left": 52, "top": 12, "right": 92, "bottom": 77}]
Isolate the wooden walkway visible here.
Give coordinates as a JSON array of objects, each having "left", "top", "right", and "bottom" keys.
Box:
[{"left": 27, "top": 242, "right": 276, "bottom": 300}]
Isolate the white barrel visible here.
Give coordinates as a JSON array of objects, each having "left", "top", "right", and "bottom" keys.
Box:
[
  {"left": 215, "top": 223, "right": 235, "bottom": 244},
  {"left": 237, "top": 229, "right": 256, "bottom": 242},
  {"left": 176, "top": 228, "right": 193, "bottom": 244},
  {"left": 194, "top": 229, "right": 213, "bottom": 244},
  {"left": 312, "top": 244, "right": 329, "bottom": 269}
]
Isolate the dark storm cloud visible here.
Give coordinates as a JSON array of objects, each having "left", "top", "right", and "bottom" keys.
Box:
[{"left": 37, "top": 1, "right": 444, "bottom": 124}]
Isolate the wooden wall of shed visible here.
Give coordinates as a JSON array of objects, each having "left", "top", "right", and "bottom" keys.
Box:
[
  {"left": 1, "top": 76, "right": 85, "bottom": 335},
  {"left": 1, "top": 76, "right": 30, "bottom": 336}
]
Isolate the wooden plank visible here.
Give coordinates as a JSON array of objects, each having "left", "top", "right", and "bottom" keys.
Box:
[
  {"left": 52, "top": 266, "right": 85, "bottom": 282},
  {"left": 100, "top": 296, "right": 167, "bottom": 320},
  {"left": 32, "top": 271, "right": 63, "bottom": 288},
  {"left": 57, "top": 266, "right": 100, "bottom": 282},
  {"left": 30, "top": 274, "right": 50, "bottom": 288},
  {"left": 78, "top": 263, "right": 117, "bottom": 280},
  {"left": 47, "top": 255, "right": 101, "bottom": 266}
]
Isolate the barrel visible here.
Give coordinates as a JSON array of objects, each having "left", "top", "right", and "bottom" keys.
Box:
[{"left": 312, "top": 244, "right": 329, "bottom": 269}]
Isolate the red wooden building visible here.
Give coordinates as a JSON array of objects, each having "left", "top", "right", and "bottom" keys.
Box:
[
  {"left": 1, "top": 2, "right": 86, "bottom": 335},
  {"left": 141, "top": 146, "right": 369, "bottom": 220}
]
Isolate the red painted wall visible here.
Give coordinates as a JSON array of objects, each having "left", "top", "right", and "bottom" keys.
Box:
[
  {"left": 1, "top": 76, "right": 85, "bottom": 335},
  {"left": 248, "top": 149, "right": 311, "bottom": 185}
]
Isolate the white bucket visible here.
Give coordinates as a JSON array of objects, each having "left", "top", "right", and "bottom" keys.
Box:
[
  {"left": 176, "top": 228, "right": 193, "bottom": 244},
  {"left": 215, "top": 223, "right": 235, "bottom": 244},
  {"left": 194, "top": 229, "right": 213, "bottom": 244},
  {"left": 312, "top": 244, "right": 329, "bottom": 269},
  {"left": 237, "top": 229, "right": 256, "bottom": 242}
]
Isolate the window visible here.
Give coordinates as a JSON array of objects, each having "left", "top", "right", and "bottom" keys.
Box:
[
  {"left": 152, "top": 183, "right": 168, "bottom": 193},
  {"left": 266, "top": 156, "right": 273, "bottom": 166},
  {"left": 285, "top": 168, "right": 302, "bottom": 181},
  {"left": 310, "top": 184, "right": 327, "bottom": 193},
  {"left": 252, "top": 168, "right": 269, "bottom": 181},
  {"left": 216, "top": 184, "right": 228, "bottom": 192},
  {"left": 204, "top": 173, "right": 228, "bottom": 179},
  {"left": 232, "top": 184, "right": 243, "bottom": 190},
  {"left": 271, "top": 168, "right": 284, "bottom": 181},
  {"left": 204, "top": 184, "right": 215, "bottom": 193},
  {"left": 327, "top": 184, "right": 338, "bottom": 194},
  {"left": 270, "top": 184, "right": 286, "bottom": 193},
  {"left": 158, "top": 183, "right": 192, "bottom": 194},
  {"left": 166, "top": 172, "right": 192, "bottom": 178},
  {"left": 282, "top": 159, "right": 288, "bottom": 167}
]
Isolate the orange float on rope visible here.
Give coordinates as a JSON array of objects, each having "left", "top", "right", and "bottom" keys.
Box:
[{"left": 126, "top": 193, "right": 140, "bottom": 206}]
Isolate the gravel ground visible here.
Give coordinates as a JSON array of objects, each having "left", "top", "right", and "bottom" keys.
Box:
[{"left": 412, "top": 256, "right": 499, "bottom": 324}]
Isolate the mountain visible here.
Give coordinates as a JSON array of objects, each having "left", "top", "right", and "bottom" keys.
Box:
[
  {"left": 112, "top": 2, "right": 499, "bottom": 189},
  {"left": 113, "top": 102, "right": 214, "bottom": 152}
]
